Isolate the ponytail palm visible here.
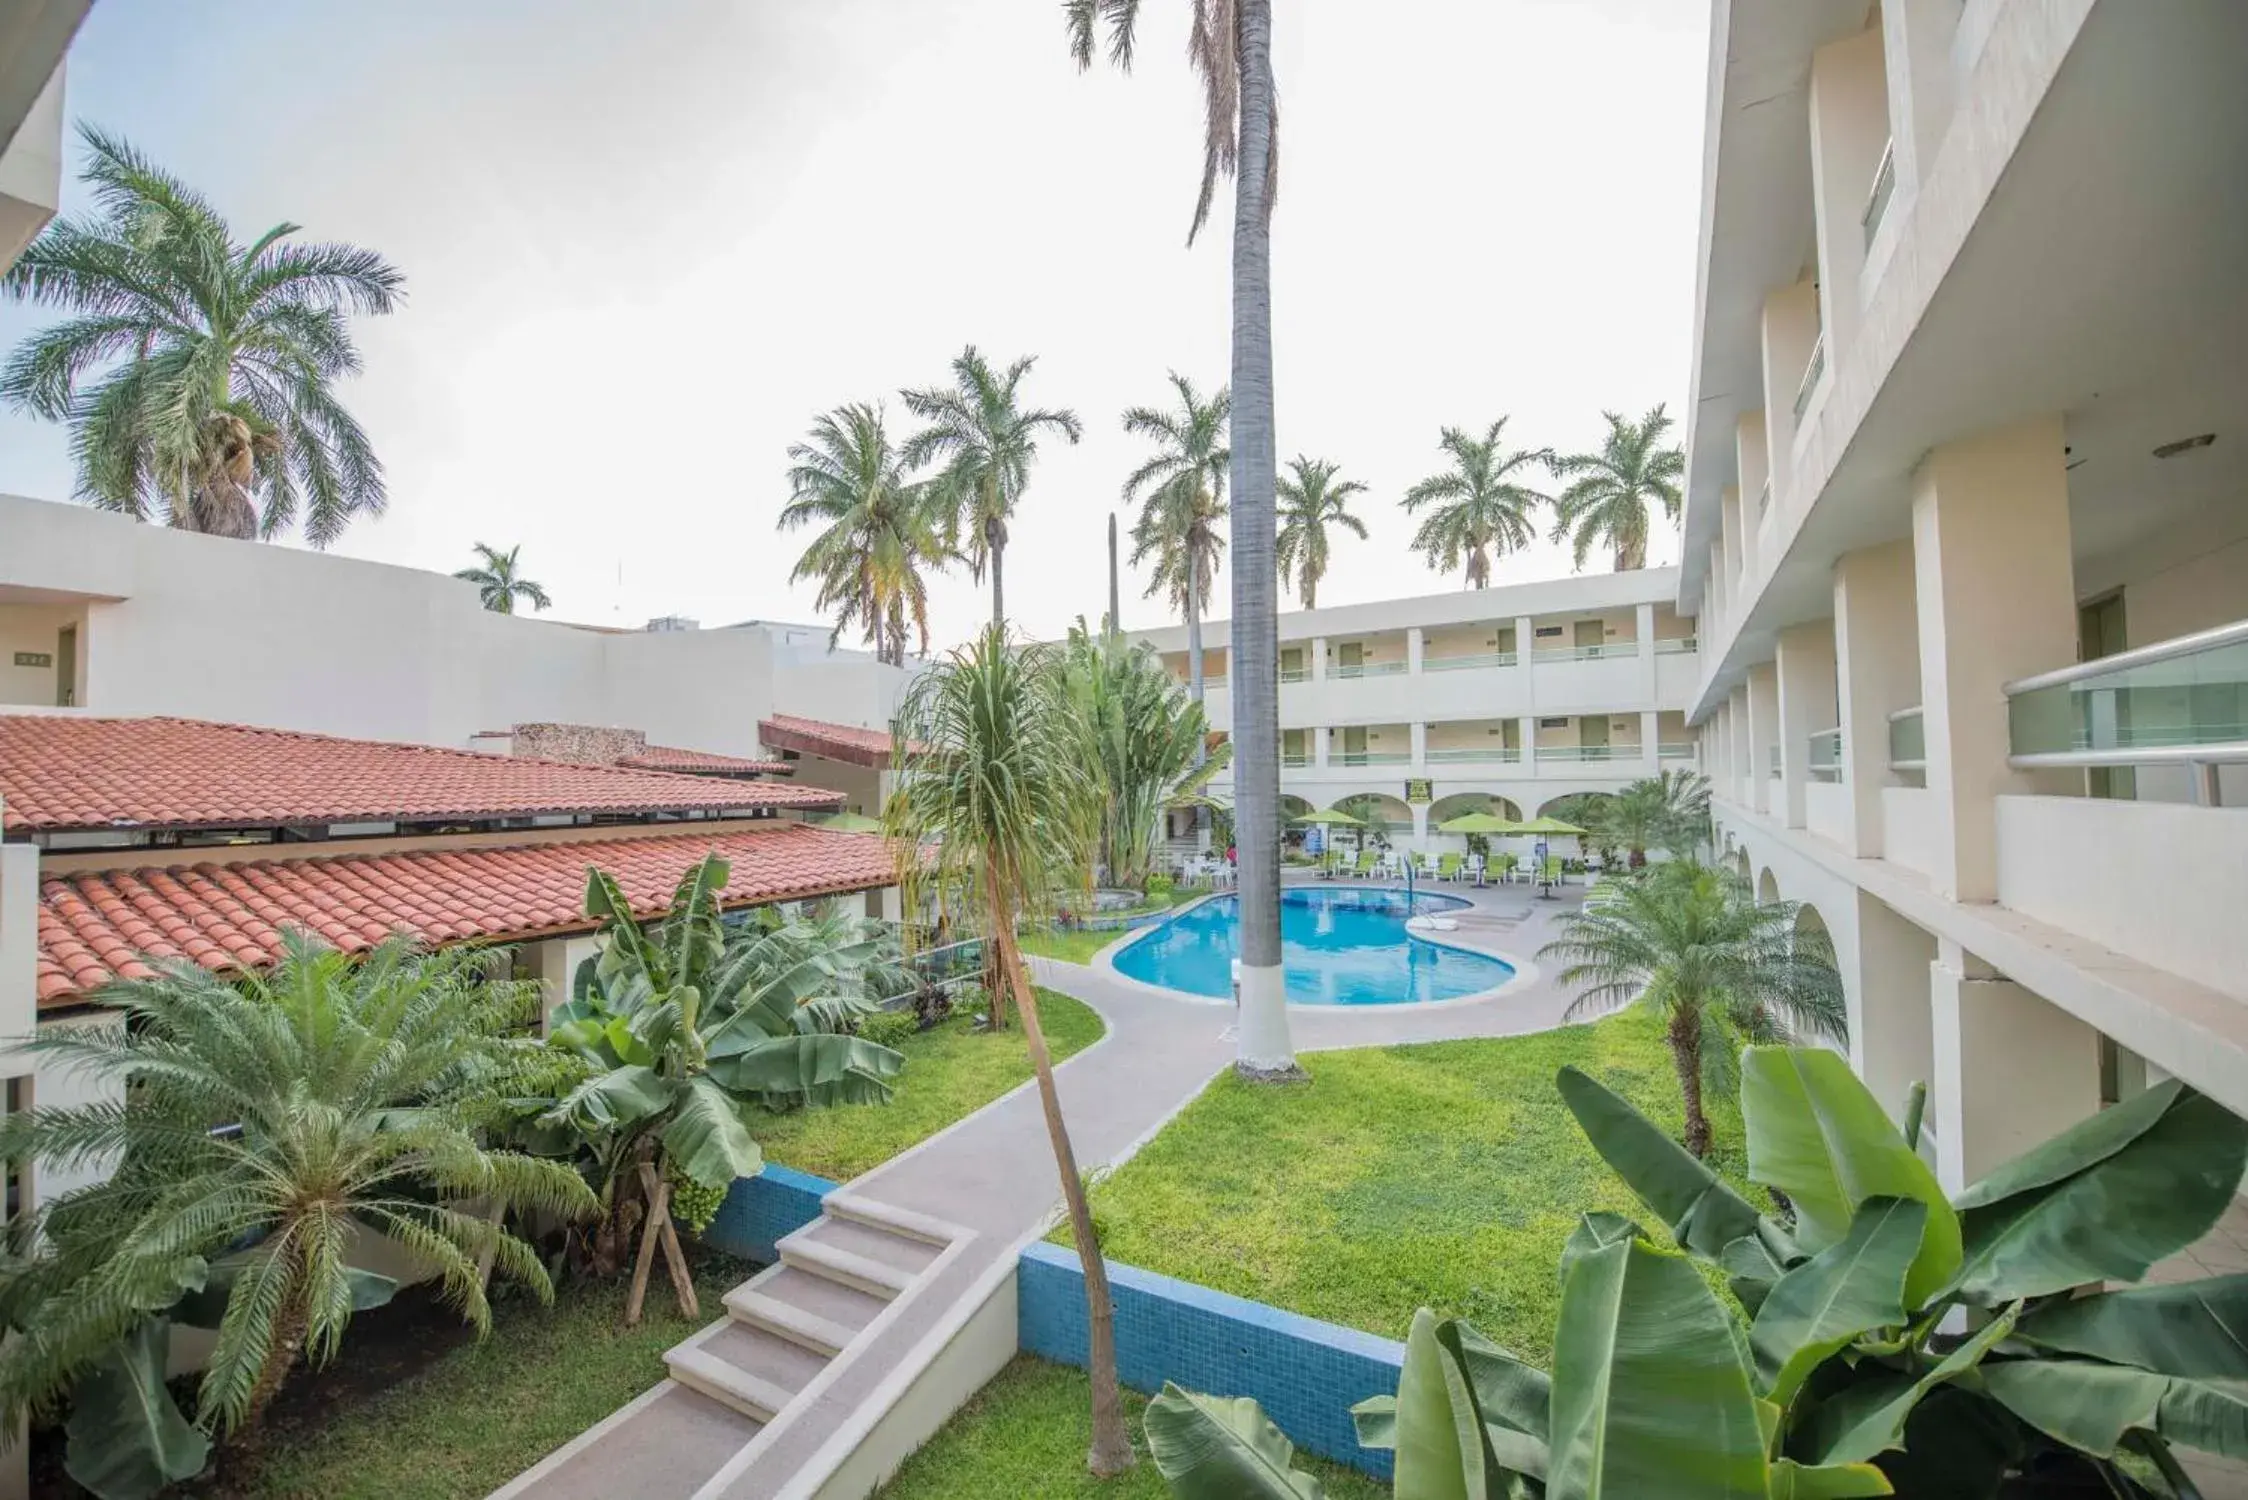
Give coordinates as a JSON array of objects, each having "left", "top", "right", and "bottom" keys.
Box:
[
  {"left": 1537, "top": 861, "right": 1844, "bottom": 1157},
  {"left": 885, "top": 628, "right": 1135, "bottom": 1476},
  {"left": 1, "top": 126, "right": 402, "bottom": 545},
  {"left": 1274, "top": 455, "right": 1367, "bottom": 608},
  {"left": 0, "top": 933, "right": 592, "bottom": 1450},
  {"left": 1550, "top": 404, "right": 1684, "bottom": 572},
  {"left": 1401, "top": 418, "right": 1551, "bottom": 588}
]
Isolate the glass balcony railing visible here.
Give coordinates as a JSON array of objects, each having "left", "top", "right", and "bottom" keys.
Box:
[
  {"left": 1888, "top": 706, "right": 1926, "bottom": 771},
  {"left": 1540, "top": 745, "right": 1631, "bottom": 764},
  {"left": 1281, "top": 752, "right": 1311, "bottom": 769},
  {"left": 1423, "top": 651, "right": 1517, "bottom": 672},
  {"left": 1653, "top": 637, "right": 1698, "bottom": 655},
  {"left": 1333, "top": 659, "right": 1408, "bottom": 679},
  {"left": 1279, "top": 666, "right": 1310, "bottom": 684},
  {"left": 1861, "top": 139, "right": 1897, "bottom": 251},
  {"left": 1532, "top": 642, "right": 1636, "bottom": 664},
  {"left": 1335, "top": 750, "right": 1411, "bottom": 767},
  {"left": 1425, "top": 746, "right": 1523, "bottom": 764},
  {"left": 1658, "top": 743, "right": 1698, "bottom": 761},
  {"left": 1807, "top": 727, "right": 1844, "bottom": 783},
  {"left": 1793, "top": 333, "right": 1826, "bottom": 421},
  {"left": 2005, "top": 619, "right": 2248, "bottom": 806}
]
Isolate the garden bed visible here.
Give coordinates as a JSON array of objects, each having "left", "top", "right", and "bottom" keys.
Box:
[
  {"left": 1069, "top": 1007, "right": 1760, "bottom": 1363},
  {"left": 873, "top": 1356, "right": 1386, "bottom": 1500},
  {"left": 754, "top": 987, "right": 1104, "bottom": 1182}
]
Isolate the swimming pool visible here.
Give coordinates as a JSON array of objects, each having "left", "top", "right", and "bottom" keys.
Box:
[{"left": 1111, "top": 886, "right": 1516, "bottom": 1006}]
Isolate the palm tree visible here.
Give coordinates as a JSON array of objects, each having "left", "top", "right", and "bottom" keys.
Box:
[
  {"left": 781, "top": 403, "right": 951, "bottom": 667},
  {"left": 1066, "top": 0, "right": 1297, "bottom": 1083},
  {"left": 885, "top": 628, "right": 1134, "bottom": 1476},
  {"left": 1537, "top": 861, "right": 1845, "bottom": 1156},
  {"left": 1566, "top": 771, "right": 1709, "bottom": 869},
  {"left": 455, "top": 542, "right": 552, "bottom": 614},
  {"left": 1063, "top": 624, "right": 1231, "bottom": 886},
  {"left": 901, "top": 346, "right": 1081, "bottom": 629},
  {"left": 1401, "top": 418, "right": 1552, "bottom": 588},
  {"left": 1274, "top": 456, "right": 1368, "bottom": 609},
  {"left": 0, "top": 126, "right": 402, "bottom": 546},
  {"left": 0, "top": 933, "right": 592, "bottom": 1447},
  {"left": 1550, "top": 404, "right": 1685, "bottom": 572},
  {"left": 1122, "top": 375, "right": 1229, "bottom": 704}
]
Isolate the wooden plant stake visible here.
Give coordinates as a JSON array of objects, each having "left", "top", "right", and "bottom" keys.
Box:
[{"left": 624, "top": 1163, "right": 700, "bottom": 1326}]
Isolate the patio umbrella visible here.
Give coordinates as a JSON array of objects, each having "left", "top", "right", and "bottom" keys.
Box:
[
  {"left": 1435, "top": 812, "right": 1521, "bottom": 835},
  {"left": 815, "top": 811, "right": 884, "bottom": 834},
  {"left": 1291, "top": 808, "right": 1364, "bottom": 825},
  {"left": 1516, "top": 815, "right": 1588, "bottom": 836}
]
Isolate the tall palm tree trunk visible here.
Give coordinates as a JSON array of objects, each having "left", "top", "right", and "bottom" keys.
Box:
[
  {"left": 1185, "top": 577, "right": 1205, "bottom": 707},
  {"left": 1667, "top": 1005, "right": 1712, "bottom": 1157},
  {"left": 987, "top": 511, "right": 1007, "bottom": 628},
  {"left": 1108, "top": 512, "right": 1121, "bottom": 640},
  {"left": 989, "top": 885, "right": 1134, "bottom": 1474},
  {"left": 1228, "top": 0, "right": 1298, "bottom": 1079},
  {"left": 1618, "top": 535, "right": 1645, "bottom": 572}
]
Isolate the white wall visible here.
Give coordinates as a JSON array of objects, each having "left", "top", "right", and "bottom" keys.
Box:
[{"left": 0, "top": 601, "right": 80, "bottom": 706}]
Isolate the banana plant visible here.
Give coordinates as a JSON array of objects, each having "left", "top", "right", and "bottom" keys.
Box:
[{"left": 1145, "top": 1047, "right": 2248, "bottom": 1497}]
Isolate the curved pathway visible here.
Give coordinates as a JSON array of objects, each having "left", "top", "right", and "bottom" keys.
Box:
[{"left": 497, "top": 877, "right": 1586, "bottom": 1499}]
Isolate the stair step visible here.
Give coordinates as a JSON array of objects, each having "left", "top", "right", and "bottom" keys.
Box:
[
  {"left": 725, "top": 1285, "right": 855, "bottom": 1357},
  {"left": 824, "top": 1192, "right": 959, "bottom": 1248},
  {"left": 778, "top": 1229, "right": 914, "bottom": 1297},
  {"left": 797, "top": 1214, "right": 944, "bottom": 1276},
  {"left": 745, "top": 1263, "right": 891, "bottom": 1334},
  {"left": 664, "top": 1345, "right": 795, "bottom": 1422},
  {"left": 699, "top": 1318, "right": 832, "bottom": 1392}
]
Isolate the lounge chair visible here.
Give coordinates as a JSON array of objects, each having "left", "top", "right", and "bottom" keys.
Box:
[
  {"left": 1491, "top": 853, "right": 1517, "bottom": 885},
  {"left": 1542, "top": 856, "right": 1566, "bottom": 887},
  {"left": 1410, "top": 851, "right": 1431, "bottom": 880},
  {"left": 1352, "top": 849, "right": 1379, "bottom": 879},
  {"left": 1436, "top": 852, "right": 1463, "bottom": 883}
]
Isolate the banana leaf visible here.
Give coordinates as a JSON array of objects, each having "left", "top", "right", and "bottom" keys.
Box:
[
  {"left": 1546, "top": 1237, "right": 1769, "bottom": 1498},
  {"left": 660, "top": 855, "right": 731, "bottom": 990},
  {"left": 2016, "top": 1272, "right": 2248, "bottom": 1376},
  {"left": 62, "top": 1319, "right": 210, "bottom": 1500},
  {"left": 1391, "top": 1308, "right": 1501, "bottom": 1500},
  {"left": 1982, "top": 1357, "right": 2248, "bottom": 1461},
  {"left": 1555, "top": 1066, "right": 1768, "bottom": 1260},
  {"left": 1354, "top": 1317, "right": 1552, "bottom": 1482},
  {"left": 543, "top": 1062, "right": 674, "bottom": 1132},
  {"left": 1739, "top": 1049, "right": 1959, "bottom": 1307},
  {"left": 1558, "top": 1213, "right": 1642, "bottom": 1285},
  {"left": 661, "top": 1073, "right": 765, "bottom": 1190},
  {"left": 704, "top": 1033, "right": 906, "bottom": 1108},
  {"left": 1951, "top": 1084, "right": 2248, "bottom": 1304},
  {"left": 1866, "top": 1388, "right": 2021, "bottom": 1500},
  {"left": 1807, "top": 1305, "right": 2018, "bottom": 1466},
  {"left": 1765, "top": 1459, "right": 1893, "bottom": 1498},
  {"left": 1143, "top": 1383, "right": 1326, "bottom": 1498},
  {"left": 1750, "top": 1197, "right": 1926, "bottom": 1407}
]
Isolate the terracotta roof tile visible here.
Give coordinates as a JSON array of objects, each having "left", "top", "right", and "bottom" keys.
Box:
[
  {"left": 34, "top": 822, "right": 895, "bottom": 1008},
  {"left": 616, "top": 745, "right": 792, "bottom": 775},
  {"left": 0, "top": 716, "right": 841, "bottom": 834},
  {"left": 759, "top": 714, "right": 901, "bottom": 770}
]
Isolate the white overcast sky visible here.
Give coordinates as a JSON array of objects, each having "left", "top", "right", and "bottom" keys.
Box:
[{"left": 0, "top": 0, "right": 1711, "bottom": 650}]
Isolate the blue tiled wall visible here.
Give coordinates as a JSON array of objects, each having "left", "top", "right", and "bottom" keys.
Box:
[
  {"left": 1017, "top": 1241, "right": 1405, "bottom": 1479},
  {"left": 702, "top": 1164, "right": 837, "bottom": 1262}
]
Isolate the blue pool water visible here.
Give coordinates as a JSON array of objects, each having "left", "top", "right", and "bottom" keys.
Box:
[{"left": 1112, "top": 886, "right": 1516, "bottom": 1006}]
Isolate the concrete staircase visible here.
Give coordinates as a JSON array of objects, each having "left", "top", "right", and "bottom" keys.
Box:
[{"left": 662, "top": 1194, "right": 954, "bottom": 1435}]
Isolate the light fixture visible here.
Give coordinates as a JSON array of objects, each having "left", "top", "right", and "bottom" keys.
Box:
[{"left": 2152, "top": 433, "right": 2216, "bottom": 459}]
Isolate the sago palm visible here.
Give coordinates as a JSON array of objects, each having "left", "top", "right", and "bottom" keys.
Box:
[
  {"left": 1274, "top": 455, "right": 1367, "bottom": 609},
  {"left": 1402, "top": 418, "right": 1552, "bottom": 588},
  {"left": 1123, "top": 374, "right": 1229, "bottom": 705},
  {"left": 901, "top": 346, "right": 1081, "bottom": 629},
  {"left": 884, "top": 628, "right": 1134, "bottom": 1477},
  {"left": 0, "top": 126, "right": 402, "bottom": 546},
  {"left": 1537, "top": 860, "right": 1844, "bottom": 1157},
  {"left": 1550, "top": 404, "right": 1685, "bottom": 572},
  {"left": 781, "top": 403, "right": 950, "bottom": 666},
  {"left": 0, "top": 933, "right": 592, "bottom": 1446},
  {"left": 1066, "top": 0, "right": 1297, "bottom": 1083},
  {"left": 454, "top": 542, "right": 552, "bottom": 615}
]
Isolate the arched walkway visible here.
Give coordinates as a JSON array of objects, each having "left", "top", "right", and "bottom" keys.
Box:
[
  {"left": 1733, "top": 849, "right": 1752, "bottom": 883},
  {"left": 1279, "top": 794, "right": 1313, "bottom": 822},
  {"left": 1334, "top": 792, "right": 1413, "bottom": 839},
  {"left": 1428, "top": 791, "right": 1522, "bottom": 825},
  {"left": 1758, "top": 867, "right": 1780, "bottom": 905}
]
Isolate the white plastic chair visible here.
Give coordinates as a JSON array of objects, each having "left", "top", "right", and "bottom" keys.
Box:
[{"left": 1465, "top": 853, "right": 1487, "bottom": 887}]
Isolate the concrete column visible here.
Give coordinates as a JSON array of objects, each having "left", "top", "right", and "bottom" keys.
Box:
[
  {"left": 1882, "top": 0, "right": 1956, "bottom": 203},
  {"left": 1808, "top": 24, "right": 1890, "bottom": 353},
  {"left": 1911, "top": 416, "right": 2079, "bottom": 901},
  {"left": 1736, "top": 411, "right": 1771, "bottom": 507},
  {"left": 1722, "top": 486, "right": 1750, "bottom": 595},
  {"left": 1776, "top": 620, "right": 1839, "bottom": 831},
  {"left": 0, "top": 834, "right": 35, "bottom": 1042},
  {"left": 1409, "top": 720, "right": 1427, "bottom": 769},
  {"left": 1635, "top": 602, "right": 1657, "bottom": 700},
  {"left": 1707, "top": 540, "right": 1730, "bottom": 638},
  {"left": 1519, "top": 715, "right": 1538, "bottom": 777},
  {"left": 1313, "top": 724, "right": 1330, "bottom": 770},
  {"left": 1406, "top": 626, "right": 1424, "bottom": 676},
  {"left": 1729, "top": 688, "right": 1752, "bottom": 806},
  {"left": 1746, "top": 663, "right": 1781, "bottom": 817},
  {"left": 1311, "top": 636, "right": 1328, "bottom": 682},
  {"left": 1928, "top": 938, "right": 2101, "bottom": 1193},
  {"left": 1761, "top": 280, "right": 1823, "bottom": 504},
  {"left": 1853, "top": 892, "right": 1936, "bottom": 1127},
  {"left": 1831, "top": 541, "right": 1920, "bottom": 857},
  {"left": 1640, "top": 711, "right": 1661, "bottom": 771}
]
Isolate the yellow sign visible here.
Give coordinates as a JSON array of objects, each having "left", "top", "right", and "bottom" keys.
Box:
[{"left": 1404, "top": 778, "right": 1433, "bottom": 805}]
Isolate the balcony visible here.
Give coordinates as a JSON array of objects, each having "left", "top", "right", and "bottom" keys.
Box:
[
  {"left": 2005, "top": 617, "right": 2248, "bottom": 807},
  {"left": 1658, "top": 743, "right": 1697, "bottom": 761},
  {"left": 1654, "top": 636, "right": 1697, "bottom": 656},
  {"left": 1539, "top": 744, "right": 1634, "bottom": 765},
  {"left": 1334, "top": 750, "right": 1411, "bottom": 768},
  {"left": 1424, "top": 651, "right": 1517, "bottom": 672},
  {"left": 1807, "top": 727, "right": 1843, "bottom": 784},
  {"left": 1532, "top": 642, "right": 1637, "bottom": 664},
  {"left": 1888, "top": 706, "right": 1925, "bottom": 772},
  {"left": 1280, "top": 665, "right": 1310, "bottom": 684},
  {"left": 1792, "top": 333, "right": 1826, "bottom": 422},
  {"left": 1282, "top": 752, "right": 1311, "bottom": 769},
  {"left": 1333, "top": 659, "right": 1408, "bottom": 680},
  {"left": 1426, "top": 746, "right": 1523, "bottom": 765},
  {"left": 1861, "top": 139, "right": 1896, "bottom": 250}
]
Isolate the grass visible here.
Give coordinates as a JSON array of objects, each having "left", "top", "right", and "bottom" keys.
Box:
[
  {"left": 1017, "top": 888, "right": 1197, "bottom": 966},
  {"left": 207, "top": 1254, "right": 753, "bottom": 1500},
  {"left": 1072, "top": 1006, "right": 1761, "bottom": 1365},
  {"left": 875, "top": 1356, "right": 1388, "bottom": 1500},
  {"left": 753, "top": 987, "right": 1106, "bottom": 1182}
]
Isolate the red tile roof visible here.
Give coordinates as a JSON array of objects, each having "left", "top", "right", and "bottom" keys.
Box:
[
  {"left": 616, "top": 745, "right": 793, "bottom": 776},
  {"left": 34, "top": 823, "right": 896, "bottom": 1008},
  {"left": 0, "top": 716, "right": 841, "bottom": 834},
  {"left": 759, "top": 714, "right": 900, "bottom": 770}
]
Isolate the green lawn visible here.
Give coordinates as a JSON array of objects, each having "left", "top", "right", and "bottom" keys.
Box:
[
  {"left": 1018, "top": 890, "right": 1196, "bottom": 966},
  {"left": 1073, "top": 1007, "right": 1760, "bottom": 1364},
  {"left": 754, "top": 987, "right": 1106, "bottom": 1182},
  {"left": 214, "top": 1255, "right": 752, "bottom": 1500},
  {"left": 875, "top": 1356, "right": 1387, "bottom": 1500}
]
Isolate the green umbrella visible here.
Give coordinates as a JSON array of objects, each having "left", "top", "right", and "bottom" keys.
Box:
[
  {"left": 1436, "top": 812, "right": 1521, "bottom": 835},
  {"left": 815, "top": 811, "right": 884, "bottom": 834},
  {"left": 1517, "top": 815, "right": 1588, "bottom": 836},
  {"left": 1292, "top": 808, "right": 1364, "bottom": 826}
]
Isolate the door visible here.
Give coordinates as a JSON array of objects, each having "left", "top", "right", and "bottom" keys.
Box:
[
  {"left": 1579, "top": 716, "right": 1609, "bottom": 759},
  {"left": 1338, "top": 641, "right": 1363, "bottom": 676},
  {"left": 1574, "top": 619, "right": 1605, "bottom": 655},
  {"left": 54, "top": 625, "right": 76, "bottom": 708},
  {"left": 1342, "top": 726, "right": 1368, "bottom": 764},
  {"left": 2077, "top": 593, "right": 2132, "bottom": 800},
  {"left": 1282, "top": 728, "right": 1306, "bottom": 764},
  {"left": 1281, "top": 646, "right": 1303, "bottom": 680}
]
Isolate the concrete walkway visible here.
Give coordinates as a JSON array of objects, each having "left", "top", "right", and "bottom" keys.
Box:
[{"left": 494, "top": 878, "right": 1586, "bottom": 1498}]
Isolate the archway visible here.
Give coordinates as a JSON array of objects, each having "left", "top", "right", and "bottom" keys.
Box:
[
  {"left": 1758, "top": 867, "right": 1780, "bottom": 905},
  {"left": 1732, "top": 849, "right": 1752, "bottom": 883},
  {"left": 1428, "top": 791, "right": 1522, "bottom": 826},
  {"left": 1280, "top": 795, "right": 1314, "bottom": 854},
  {"left": 1334, "top": 792, "right": 1413, "bottom": 842},
  {"left": 1279, "top": 794, "right": 1314, "bottom": 822},
  {"left": 1788, "top": 901, "right": 1843, "bottom": 1048}
]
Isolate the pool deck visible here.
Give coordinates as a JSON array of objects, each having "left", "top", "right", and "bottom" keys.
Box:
[{"left": 493, "top": 875, "right": 1591, "bottom": 1499}]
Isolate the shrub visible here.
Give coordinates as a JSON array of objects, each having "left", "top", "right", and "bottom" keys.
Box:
[
  {"left": 1145, "top": 871, "right": 1176, "bottom": 899},
  {"left": 858, "top": 1009, "right": 920, "bottom": 1050}
]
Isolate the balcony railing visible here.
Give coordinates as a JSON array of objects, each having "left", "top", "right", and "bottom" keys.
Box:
[
  {"left": 1335, "top": 750, "right": 1411, "bottom": 767},
  {"left": 1282, "top": 752, "right": 1311, "bottom": 769},
  {"left": 2004, "top": 617, "right": 2248, "bottom": 807},
  {"left": 1532, "top": 642, "right": 1636, "bottom": 664},
  {"left": 1793, "top": 333, "right": 1827, "bottom": 421},
  {"left": 1333, "top": 659, "right": 1408, "bottom": 679},
  {"left": 1888, "top": 706, "right": 1926, "bottom": 772},
  {"left": 1423, "top": 651, "right": 1517, "bottom": 672},
  {"left": 1658, "top": 743, "right": 1698, "bottom": 761},
  {"left": 1425, "top": 746, "right": 1523, "bottom": 765},
  {"left": 1807, "top": 726, "right": 1844, "bottom": 784},
  {"left": 1280, "top": 666, "right": 1310, "bottom": 684},
  {"left": 1861, "top": 139, "right": 1897, "bottom": 250},
  {"left": 1540, "top": 745, "right": 1631, "bottom": 764},
  {"left": 1653, "top": 637, "right": 1698, "bottom": 655}
]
